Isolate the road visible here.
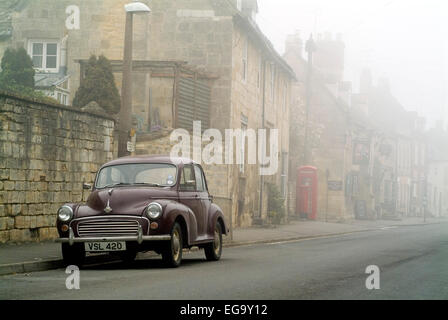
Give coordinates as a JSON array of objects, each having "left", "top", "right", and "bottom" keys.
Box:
[{"left": 1, "top": 223, "right": 448, "bottom": 300}]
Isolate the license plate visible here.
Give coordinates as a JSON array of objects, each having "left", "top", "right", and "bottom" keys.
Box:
[{"left": 85, "top": 241, "right": 126, "bottom": 252}]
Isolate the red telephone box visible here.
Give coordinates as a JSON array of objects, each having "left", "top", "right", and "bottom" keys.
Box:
[{"left": 296, "top": 166, "right": 318, "bottom": 220}]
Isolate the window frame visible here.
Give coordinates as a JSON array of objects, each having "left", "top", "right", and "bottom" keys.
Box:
[
  {"left": 270, "top": 64, "right": 275, "bottom": 101},
  {"left": 194, "top": 165, "right": 208, "bottom": 193},
  {"left": 242, "top": 36, "right": 248, "bottom": 83},
  {"left": 28, "top": 39, "right": 60, "bottom": 73},
  {"left": 179, "top": 164, "right": 197, "bottom": 192}
]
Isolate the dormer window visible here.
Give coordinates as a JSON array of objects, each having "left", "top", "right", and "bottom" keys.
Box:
[{"left": 28, "top": 40, "right": 59, "bottom": 73}]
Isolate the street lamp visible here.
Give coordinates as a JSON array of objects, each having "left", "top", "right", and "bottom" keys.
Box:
[
  {"left": 303, "top": 34, "right": 316, "bottom": 165},
  {"left": 118, "top": 1, "right": 151, "bottom": 157}
]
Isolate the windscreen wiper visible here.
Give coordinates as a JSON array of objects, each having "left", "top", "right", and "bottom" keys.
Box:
[
  {"left": 102, "top": 182, "right": 131, "bottom": 188},
  {"left": 133, "top": 182, "right": 163, "bottom": 187}
]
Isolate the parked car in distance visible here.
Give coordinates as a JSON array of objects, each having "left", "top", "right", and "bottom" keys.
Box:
[{"left": 56, "top": 155, "right": 228, "bottom": 268}]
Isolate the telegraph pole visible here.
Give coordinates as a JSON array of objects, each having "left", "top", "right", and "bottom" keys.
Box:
[{"left": 303, "top": 34, "right": 316, "bottom": 165}]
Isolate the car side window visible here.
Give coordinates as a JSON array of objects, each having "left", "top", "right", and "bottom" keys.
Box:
[
  {"left": 180, "top": 165, "right": 196, "bottom": 191},
  {"left": 194, "top": 165, "right": 206, "bottom": 192}
]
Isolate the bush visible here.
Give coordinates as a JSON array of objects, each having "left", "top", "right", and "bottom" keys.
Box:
[
  {"left": 73, "top": 55, "right": 121, "bottom": 114},
  {"left": 0, "top": 47, "right": 35, "bottom": 91},
  {"left": 267, "top": 183, "right": 285, "bottom": 225}
]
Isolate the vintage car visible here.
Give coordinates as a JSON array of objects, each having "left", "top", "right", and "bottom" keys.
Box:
[{"left": 55, "top": 155, "right": 228, "bottom": 268}]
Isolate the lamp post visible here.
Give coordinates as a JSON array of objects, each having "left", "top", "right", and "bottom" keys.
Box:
[
  {"left": 325, "top": 169, "right": 330, "bottom": 222},
  {"left": 118, "top": 1, "right": 151, "bottom": 157},
  {"left": 303, "top": 34, "right": 316, "bottom": 165}
]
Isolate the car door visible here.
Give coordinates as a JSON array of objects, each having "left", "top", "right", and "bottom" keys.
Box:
[
  {"left": 179, "top": 164, "right": 206, "bottom": 238},
  {"left": 194, "top": 165, "right": 212, "bottom": 238}
]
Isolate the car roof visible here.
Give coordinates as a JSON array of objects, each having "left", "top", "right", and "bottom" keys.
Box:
[{"left": 100, "top": 155, "right": 198, "bottom": 168}]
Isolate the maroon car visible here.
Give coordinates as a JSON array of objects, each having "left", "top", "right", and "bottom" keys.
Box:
[{"left": 55, "top": 155, "right": 228, "bottom": 268}]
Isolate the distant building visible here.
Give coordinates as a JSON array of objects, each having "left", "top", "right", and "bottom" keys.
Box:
[
  {"left": 426, "top": 123, "right": 448, "bottom": 217},
  {"left": 284, "top": 31, "right": 354, "bottom": 222}
]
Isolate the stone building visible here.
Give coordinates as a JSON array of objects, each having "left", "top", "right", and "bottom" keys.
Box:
[
  {"left": 0, "top": 0, "right": 295, "bottom": 227},
  {"left": 352, "top": 71, "right": 427, "bottom": 219},
  {"left": 284, "top": 31, "right": 354, "bottom": 222},
  {"left": 133, "top": 0, "right": 295, "bottom": 227},
  {"left": 426, "top": 123, "right": 448, "bottom": 217}
]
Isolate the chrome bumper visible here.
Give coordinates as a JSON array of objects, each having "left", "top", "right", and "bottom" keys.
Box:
[{"left": 56, "top": 227, "right": 171, "bottom": 246}]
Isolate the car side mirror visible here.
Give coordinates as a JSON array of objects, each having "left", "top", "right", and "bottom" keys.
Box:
[{"left": 83, "top": 183, "right": 92, "bottom": 190}]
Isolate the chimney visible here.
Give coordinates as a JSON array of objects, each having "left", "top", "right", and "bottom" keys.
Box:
[
  {"left": 242, "top": 0, "right": 258, "bottom": 21},
  {"left": 359, "top": 68, "right": 372, "bottom": 94},
  {"left": 285, "top": 30, "right": 303, "bottom": 58}
]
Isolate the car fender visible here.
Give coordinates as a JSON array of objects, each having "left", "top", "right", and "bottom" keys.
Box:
[
  {"left": 207, "top": 203, "right": 228, "bottom": 236},
  {"left": 154, "top": 199, "right": 198, "bottom": 245}
]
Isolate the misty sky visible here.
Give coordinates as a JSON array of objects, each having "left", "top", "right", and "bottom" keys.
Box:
[{"left": 257, "top": 0, "right": 448, "bottom": 128}]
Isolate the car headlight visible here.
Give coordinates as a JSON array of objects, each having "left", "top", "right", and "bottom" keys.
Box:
[
  {"left": 58, "top": 205, "right": 73, "bottom": 222},
  {"left": 145, "top": 202, "right": 163, "bottom": 220}
]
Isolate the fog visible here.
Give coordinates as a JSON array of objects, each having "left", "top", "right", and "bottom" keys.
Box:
[{"left": 258, "top": 0, "right": 448, "bottom": 128}]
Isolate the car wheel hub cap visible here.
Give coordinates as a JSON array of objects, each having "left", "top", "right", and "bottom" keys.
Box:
[
  {"left": 214, "top": 228, "right": 220, "bottom": 255},
  {"left": 173, "top": 230, "right": 181, "bottom": 260}
]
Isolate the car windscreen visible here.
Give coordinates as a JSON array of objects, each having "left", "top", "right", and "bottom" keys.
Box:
[{"left": 95, "top": 163, "right": 177, "bottom": 189}]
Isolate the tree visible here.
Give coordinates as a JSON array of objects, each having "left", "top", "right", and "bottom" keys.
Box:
[
  {"left": 0, "top": 47, "right": 35, "bottom": 90},
  {"left": 73, "top": 55, "right": 121, "bottom": 114},
  {"left": 267, "top": 183, "right": 285, "bottom": 225}
]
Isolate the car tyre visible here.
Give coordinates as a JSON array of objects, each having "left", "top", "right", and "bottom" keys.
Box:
[
  {"left": 204, "top": 223, "right": 222, "bottom": 261},
  {"left": 62, "top": 243, "right": 86, "bottom": 267},
  {"left": 162, "top": 222, "right": 183, "bottom": 268}
]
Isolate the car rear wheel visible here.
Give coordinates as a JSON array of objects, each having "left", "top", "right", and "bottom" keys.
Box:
[
  {"left": 204, "top": 223, "right": 222, "bottom": 261},
  {"left": 62, "top": 243, "right": 86, "bottom": 267},
  {"left": 162, "top": 222, "right": 183, "bottom": 268}
]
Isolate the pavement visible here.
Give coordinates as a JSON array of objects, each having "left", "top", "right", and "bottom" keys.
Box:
[
  {"left": 0, "top": 216, "right": 445, "bottom": 276},
  {"left": 1, "top": 222, "right": 448, "bottom": 299}
]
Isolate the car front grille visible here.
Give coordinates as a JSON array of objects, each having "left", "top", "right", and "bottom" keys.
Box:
[{"left": 77, "top": 219, "right": 140, "bottom": 237}]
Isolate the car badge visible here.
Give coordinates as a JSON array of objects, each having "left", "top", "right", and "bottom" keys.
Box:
[
  {"left": 108, "top": 189, "right": 113, "bottom": 195},
  {"left": 104, "top": 199, "right": 113, "bottom": 214}
]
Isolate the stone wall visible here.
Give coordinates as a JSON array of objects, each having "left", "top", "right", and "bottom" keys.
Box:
[{"left": 0, "top": 92, "right": 116, "bottom": 243}]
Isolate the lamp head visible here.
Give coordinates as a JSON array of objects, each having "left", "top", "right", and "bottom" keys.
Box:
[{"left": 125, "top": 1, "right": 151, "bottom": 14}]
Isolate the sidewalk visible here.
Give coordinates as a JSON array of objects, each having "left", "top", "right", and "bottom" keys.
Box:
[{"left": 0, "top": 217, "right": 445, "bottom": 276}]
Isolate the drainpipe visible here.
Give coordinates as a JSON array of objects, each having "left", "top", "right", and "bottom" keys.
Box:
[
  {"left": 258, "top": 58, "right": 267, "bottom": 221},
  {"left": 60, "top": 34, "right": 68, "bottom": 76}
]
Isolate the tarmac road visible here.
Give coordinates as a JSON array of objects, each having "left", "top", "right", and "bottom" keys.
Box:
[{"left": 1, "top": 223, "right": 447, "bottom": 300}]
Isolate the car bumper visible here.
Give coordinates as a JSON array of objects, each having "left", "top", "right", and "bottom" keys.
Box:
[{"left": 55, "top": 227, "right": 171, "bottom": 246}]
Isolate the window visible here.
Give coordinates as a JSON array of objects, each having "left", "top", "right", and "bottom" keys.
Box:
[
  {"left": 56, "top": 92, "right": 69, "bottom": 105},
  {"left": 281, "top": 152, "right": 288, "bottom": 198},
  {"left": 180, "top": 165, "right": 196, "bottom": 191},
  {"left": 28, "top": 40, "right": 59, "bottom": 72},
  {"left": 242, "top": 37, "right": 248, "bottom": 83},
  {"left": 95, "top": 163, "right": 177, "bottom": 188},
  {"left": 194, "top": 166, "right": 206, "bottom": 192},
  {"left": 270, "top": 64, "right": 275, "bottom": 100},
  {"left": 240, "top": 116, "right": 248, "bottom": 174},
  {"left": 283, "top": 82, "right": 288, "bottom": 112},
  {"left": 257, "top": 57, "right": 262, "bottom": 89}
]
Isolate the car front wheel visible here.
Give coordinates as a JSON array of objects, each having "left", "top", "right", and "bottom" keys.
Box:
[
  {"left": 204, "top": 223, "right": 222, "bottom": 261},
  {"left": 62, "top": 243, "right": 86, "bottom": 267},
  {"left": 162, "top": 222, "right": 183, "bottom": 268}
]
